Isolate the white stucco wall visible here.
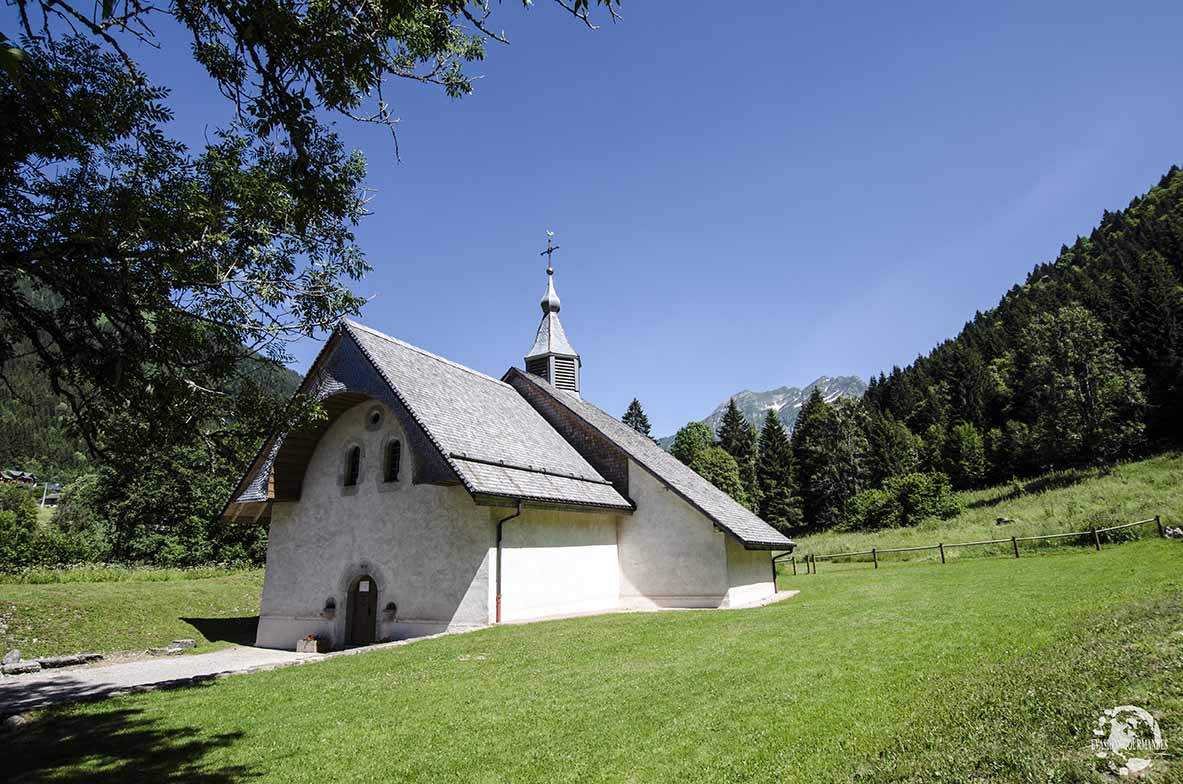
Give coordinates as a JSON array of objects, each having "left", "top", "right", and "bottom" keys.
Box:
[
  {"left": 256, "top": 400, "right": 495, "bottom": 649},
  {"left": 723, "top": 535, "right": 775, "bottom": 607},
  {"left": 616, "top": 460, "right": 731, "bottom": 609},
  {"left": 255, "top": 402, "right": 777, "bottom": 649},
  {"left": 496, "top": 507, "right": 620, "bottom": 622}
]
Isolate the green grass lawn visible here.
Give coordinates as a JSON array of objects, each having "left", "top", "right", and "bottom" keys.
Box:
[
  {"left": 0, "top": 570, "right": 263, "bottom": 658},
  {"left": 791, "top": 452, "right": 1183, "bottom": 563},
  {"left": 8, "top": 540, "right": 1181, "bottom": 783}
]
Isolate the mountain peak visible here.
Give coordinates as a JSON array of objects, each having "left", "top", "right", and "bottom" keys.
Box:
[{"left": 657, "top": 375, "right": 868, "bottom": 447}]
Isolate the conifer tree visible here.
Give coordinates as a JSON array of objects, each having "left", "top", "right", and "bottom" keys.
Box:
[
  {"left": 791, "top": 391, "right": 871, "bottom": 530},
  {"left": 756, "top": 410, "right": 800, "bottom": 531},
  {"left": 622, "top": 399, "right": 652, "bottom": 437},
  {"left": 716, "top": 399, "right": 759, "bottom": 510},
  {"left": 791, "top": 389, "right": 839, "bottom": 530}
]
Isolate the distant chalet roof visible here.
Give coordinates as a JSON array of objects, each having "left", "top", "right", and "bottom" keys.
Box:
[
  {"left": 225, "top": 321, "right": 632, "bottom": 519},
  {"left": 506, "top": 369, "right": 795, "bottom": 550}
]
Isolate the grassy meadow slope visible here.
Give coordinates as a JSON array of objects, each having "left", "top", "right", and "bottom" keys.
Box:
[
  {"left": 7, "top": 540, "right": 1181, "bottom": 782},
  {"left": 790, "top": 452, "right": 1183, "bottom": 563},
  {"left": 0, "top": 570, "right": 263, "bottom": 658}
]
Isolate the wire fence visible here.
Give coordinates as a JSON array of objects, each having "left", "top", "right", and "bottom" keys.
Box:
[{"left": 776, "top": 516, "right": 1167, "bottom": 576}]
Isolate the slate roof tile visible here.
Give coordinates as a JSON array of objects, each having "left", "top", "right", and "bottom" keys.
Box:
[
  {"left": 509, "top": 370, "right": 795, "bottom": 549},
  {"left": 344, "top": 321, "right": 631, "bottom": 511}
]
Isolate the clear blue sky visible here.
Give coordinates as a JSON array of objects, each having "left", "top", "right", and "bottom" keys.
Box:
[{"left": 11, "top": 2, "right": 1183, "bottom": 435}]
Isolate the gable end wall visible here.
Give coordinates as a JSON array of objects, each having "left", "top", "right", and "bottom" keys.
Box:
[{"left": 507, "top": 374, "right": 630, "bottom": 497}]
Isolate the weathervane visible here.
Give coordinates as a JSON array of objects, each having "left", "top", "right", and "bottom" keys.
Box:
[{"left": 540, "top": 230, "right": 560, "bottom": 275}]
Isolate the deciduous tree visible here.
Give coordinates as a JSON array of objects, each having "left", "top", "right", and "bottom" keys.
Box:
[
  {"left": 690, "top": 447, "right": 747, "bottom": 508},
  {"left": 1012, "top": 304, "right": 1146, "bottom": 466},
  {"left": 671, "top": 421, "right": 714, "bottom": 468}
]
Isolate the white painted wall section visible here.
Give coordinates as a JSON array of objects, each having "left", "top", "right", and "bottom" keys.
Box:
[
  {"left": 497, "top": 507, "right": 620, "bottom": 622},
  {"left": 723, "top": 535, "right": 775, "bottom": 607},
  {"left": 617, "top": 459, "right": 728, "bottom": 609},
  {"left": 256, "top": 400, "right": 494, "bottom": 649}
]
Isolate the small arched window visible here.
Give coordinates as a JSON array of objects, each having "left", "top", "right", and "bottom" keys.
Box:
[
  {"left": 344, "top": 445, "right": 361, "bottom": 487},
  {"left": 385, "top": 440, "right": 401, "bottom": 483}
]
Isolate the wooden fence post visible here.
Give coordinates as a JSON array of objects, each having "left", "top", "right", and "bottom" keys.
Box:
[
  {"left": 1157, "top": 515, "right": 1165, "bottom": 538},
  {"left": 1092, "top": 527, "right": 1101, "bottom": 551},
  {"left": 872, "top": 548, "right": 878, "bottom": 569},
  {"left": 1011, "top": 536, "right": 1019, "bottom": 558},
  {"left": 812, "top": 554, "right": 817, "bottom": 574},
  {"left": 938, "top": 543, "right": 945, "bottom": 564},
  {"left": 791, "top": 556, "right": 797, "bottom": 576}
]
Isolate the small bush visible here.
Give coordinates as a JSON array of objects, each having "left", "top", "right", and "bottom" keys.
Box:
[{"left": 843, "top": 472, "right": 963, "bottom": 531}]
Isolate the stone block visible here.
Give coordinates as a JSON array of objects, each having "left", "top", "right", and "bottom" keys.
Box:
[
  {"left": 147, "top": 647, "right": 184, "bottom": 656},
  {"left": 170, "top": 639, "right": 197, "bottom": 649},
  {"left": 2, "top": 661, "right": 42, "bottom": 675},
  {"left": 2, "top": 650, "right": 19, "bottom": 665}
]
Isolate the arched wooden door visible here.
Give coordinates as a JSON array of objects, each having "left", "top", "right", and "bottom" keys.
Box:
[{"left": 347, "top": 575, "right": 377, "bottom": 646}]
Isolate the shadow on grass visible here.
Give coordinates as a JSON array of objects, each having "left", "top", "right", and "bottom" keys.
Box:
[
  {"left": 965, "top": 467, "right": 1099, "bottom": 511},
  {"left": 7, "top": 703, "right": 257, "bottom": 783},
  {"left": 181, "top": 617, "right": 259, "bottom": 647}
]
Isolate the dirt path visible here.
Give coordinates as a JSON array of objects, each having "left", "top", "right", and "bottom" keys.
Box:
[{"left": 0, "top": 646, "right": 323, "bottom": 714}]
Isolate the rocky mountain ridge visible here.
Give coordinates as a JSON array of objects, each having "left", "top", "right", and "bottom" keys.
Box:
[{"left": 656, "top": 375, "right": 868, "bottom": 447}]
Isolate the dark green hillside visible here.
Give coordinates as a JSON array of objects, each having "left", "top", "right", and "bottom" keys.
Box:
[
  {"left": 0, "top": 349, "right": 300, "bottom": 482},
  {"left": 866, "top": 165, "right": 1183, "bottom": 482},
  {"left": 710, "top": 165, "right": 1183, "bottom": 536},
  {"left": 0, "top": 350, "right": 90, "bottom": 481}
]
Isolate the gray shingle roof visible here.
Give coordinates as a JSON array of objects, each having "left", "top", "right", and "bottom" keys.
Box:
[
  {"left": 509, "top": 370, "right": 795, "bottom": 549},
  {"left": 344, "top": 321, "right": 631, "bottom": 511}
]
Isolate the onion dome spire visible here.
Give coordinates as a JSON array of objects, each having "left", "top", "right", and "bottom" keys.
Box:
[
  {"left": 541, "top": 248, "right": 561, "bottom": 314},
  {"left": 524, "top": 231, "right": 581, "bottom": 396}
]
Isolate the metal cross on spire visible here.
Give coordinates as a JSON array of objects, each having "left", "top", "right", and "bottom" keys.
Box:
[{"left": 540, "top": 230, "right": 560, "bottom": 274}]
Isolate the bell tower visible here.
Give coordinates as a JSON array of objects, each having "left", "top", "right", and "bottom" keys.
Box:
[{"left": 524, "top": 232, "right": 581, "bottom": 396}]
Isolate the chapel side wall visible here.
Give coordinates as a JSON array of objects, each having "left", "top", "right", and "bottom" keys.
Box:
[
  {"left": 617, "top": 460, "right": 728, "bottom": 609},
  {"left": 723, "top": 535, "right": 775, "bottom": 607},
  {"left": 256, "top": 402, "right": 494, "bottom": 650},
  {"left": 498, "top": 507, "right": 620, "bottom": 622}
]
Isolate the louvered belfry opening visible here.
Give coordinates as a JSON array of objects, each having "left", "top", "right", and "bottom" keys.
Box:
[
  {"left": 552, "top": 356, "right": 578, "bottom": 390},
  {"left": 523, "top": 242, "right": 581, "bottom": 397}
]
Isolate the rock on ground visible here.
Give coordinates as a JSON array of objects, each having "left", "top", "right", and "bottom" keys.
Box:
[{"left": 2, "top": 661, "right": 42, "bottom": 676}]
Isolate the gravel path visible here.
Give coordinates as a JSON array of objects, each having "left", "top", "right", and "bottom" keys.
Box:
[
  {"left": 0, "top": 646, "right": 323, "bottom": 714},
  {"left": 0, "top": 597, "right": 799, "bottom": 716}
]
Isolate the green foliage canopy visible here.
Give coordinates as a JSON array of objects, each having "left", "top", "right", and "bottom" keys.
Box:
[
  {"left": 671, "top": 421, "right": 714, "bottom": 468},
  {"left": 716, "top": 398, "right": 759, "bottom": 510},
  {"left": 756, "top": 410, "right": 800, "bottom": 532},
  {"left": 690, "top": 446, "right": 748, "bottom": 508}
]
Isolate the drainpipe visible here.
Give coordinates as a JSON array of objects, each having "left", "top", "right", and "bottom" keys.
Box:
[{"left": 495, "top": 501, "right": 522, "bottom": 624}]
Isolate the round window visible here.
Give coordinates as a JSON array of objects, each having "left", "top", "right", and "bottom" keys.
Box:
[{"left": 365, "top": 407, "right": 383, "bottom": 430}]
